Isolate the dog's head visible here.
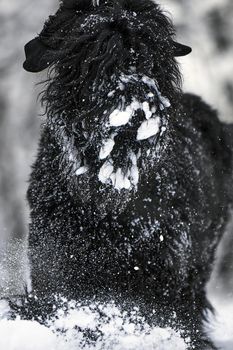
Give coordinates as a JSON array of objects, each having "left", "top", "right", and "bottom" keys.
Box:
[
  {"left": 24, "top": 0, "right": 191, "bottom": 91},
  {"left": 24, "top": 0, "right": 191, "bottom": 218}
]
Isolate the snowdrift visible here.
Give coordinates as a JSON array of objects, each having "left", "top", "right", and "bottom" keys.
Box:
[
  {"left": 0, "top": 300, "right": 187, "bottom": 350},
  {"left": 0, "top": 296, "right": 233, "bottom": 350}
]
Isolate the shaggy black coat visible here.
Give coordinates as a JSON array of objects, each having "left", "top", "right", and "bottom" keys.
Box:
[{"left": 23, "top": 0, "right": 233, "bottom": 349}]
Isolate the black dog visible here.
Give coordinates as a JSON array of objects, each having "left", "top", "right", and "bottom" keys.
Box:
[{"left": 23, "top": 0, "right": 233, "bottom": 348}]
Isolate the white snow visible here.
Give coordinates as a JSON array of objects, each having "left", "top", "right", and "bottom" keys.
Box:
[
  {"left": 130, "top": 152, "right": 137, "bottom": 166},
  {"left": 141, "top": 75, "right": 158, "bottom": 90},
  {"left": 108, "top": 74, "right": 170, "bottom": 129},
  {"left": 0, "top": 300, "right": 11, "bottom": 320},
  {"left": 160, "top": 126, "right": 167, "bottom": 136},
  {"left": 130, "top": 165, "right": 139, "bottom": 186},
  {"left": 98, "top": 160, "right": 114, "bottom": 184},
  {"left": 98, "top": 75, "right": 170, "bottom": 190},
  {"left": 159, "top": 235, "right": 164, "bottom": 242},
  {"left": 75, "top": 166, "right": 88, "bottom": 176},
  {"left": 55, "top": 307, "right": 97, "bottom": 330},
  {"left": 114, "top": 169, "right": 131, "bottom": 190},
  {"left": 107, "top": 90, "right": 115, "bottom": 98},
  {"left": 159, "top": 96, "right": 171, "bottom": 109},
  {"left": 99, "top": 137, "right": 115, "bottom": 160},
  {"left": 0, "top": 320, "right": 58, "bottom": 350},
  {"left": 0, "top": 301, "right": 187, "bottom": 350},
  {"left": 142, "top": 102, "right": 152, "bottom": 119},
  {"left": 99, "top": 154, "right": 140, "bottom": 190},
  {"left": 109, "top": 100, "right": 141, "bottom": 127},
  {"left": 92, "top": 0, "right": 100, "bottom": 7},
  {"left": 98, "top": 151, "right": 140, "bottom": 190},
  {"left": 119, "top": 74, "right": 171, "bottom": 113},
  {"left": 109, "top": 172, "right": 116, "bottom": 186},
  {"left": 147, "top": 92, "right": 154, "bottom": 98},
  {"left": 0, "top": 296, "right": 233, "bottom": 350},
  {"left": 137, "top": 117, "right": 160, "bottom": 141},
  {"left": 109, "top": 109, "right": 132, "bottom": 127},
  {"left": 141, "top": 76, "right": 171, "bottom": 110}
]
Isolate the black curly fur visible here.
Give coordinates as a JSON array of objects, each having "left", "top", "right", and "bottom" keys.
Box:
[
  {"left": 22, "top": 1, "right": 233, "bottom": 349},
  {"left": 39, "top": 0, "right": 181, "bottom": 108}
]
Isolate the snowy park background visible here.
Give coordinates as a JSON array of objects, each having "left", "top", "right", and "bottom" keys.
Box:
[{"left": 0, "top": 0, "right": 233, "bottom": 349}]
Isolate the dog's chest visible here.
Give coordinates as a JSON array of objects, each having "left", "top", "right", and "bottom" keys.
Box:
[
  {"left": 43, "top": 191, "right": 194, "bottom": 300},
  {"left": 61, "top": 191, "right": 191, "bottom": 273}
]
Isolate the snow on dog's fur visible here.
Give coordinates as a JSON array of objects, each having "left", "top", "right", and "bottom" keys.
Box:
[{"left": 18, "top": 0, "right": 233, "bottom": 348}]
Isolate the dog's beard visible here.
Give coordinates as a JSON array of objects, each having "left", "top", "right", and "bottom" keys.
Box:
[{"left": 47, "top": 73, "right": 170, "bottom": 219}]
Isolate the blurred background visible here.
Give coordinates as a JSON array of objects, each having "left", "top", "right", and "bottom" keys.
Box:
[{"left": 0, "top": 0, "right": 232, "bottom": 299}]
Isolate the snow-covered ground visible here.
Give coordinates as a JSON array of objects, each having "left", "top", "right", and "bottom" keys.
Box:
[
  {"left": 0, "top": 295, "right": 232, "bottom": 350},
  {"left": 0, "top": 299, "right": 187, "bottom": 350}
]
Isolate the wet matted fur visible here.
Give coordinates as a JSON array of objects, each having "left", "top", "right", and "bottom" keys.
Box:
[{"left": 22, "top": 0, "right": 233, "bottom": 348}]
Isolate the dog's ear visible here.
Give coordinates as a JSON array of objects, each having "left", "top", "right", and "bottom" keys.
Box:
[
  {"left": 62, "top": 0, "right": 78, "bottom": 8},
  {"left": 23, "top": 38, "right": 56, "bottom": 73},
  {"left": 62, "top": 0, "right": 92, "bottom": 10},
  {"left": 172, "top": 41, "right": 192, "bottom": 57}
]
